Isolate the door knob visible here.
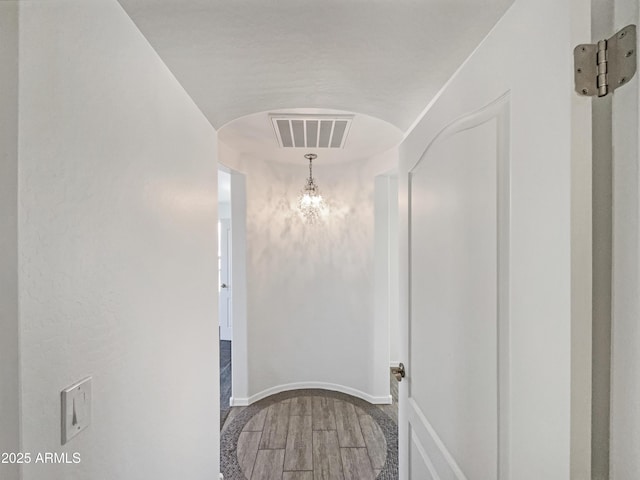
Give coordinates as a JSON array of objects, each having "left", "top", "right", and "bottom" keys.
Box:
[
  {"left": 391, "top": 363, "right": 406, "bottom": 382},
  {"left": 221, "top": 283, "right": 228, "bottom": 289}
]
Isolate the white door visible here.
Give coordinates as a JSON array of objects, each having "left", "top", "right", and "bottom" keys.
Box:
[
  {"left": 219, "top": 218, "right": 232, "bottom": 341},
  {"left": 398, "top": 0, "right": 593, "bottom": 479},
  {"left": 610, "top": 0, "right": 640, "bottom": 477}
]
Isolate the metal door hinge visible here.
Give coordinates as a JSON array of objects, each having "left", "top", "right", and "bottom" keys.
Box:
[{"left": 575, "top": 24, "right": 636, "bottom": 97}]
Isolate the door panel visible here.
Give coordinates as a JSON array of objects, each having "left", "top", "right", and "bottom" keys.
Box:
[
  {"left": 410, "top": 427, "right": 437, "bottom": 480},
  {"left": 398, "top": 0, "right": 592, "bottom": 478},
  {"left": 409, "top": 98, "right": 508, "bottom": 480}
]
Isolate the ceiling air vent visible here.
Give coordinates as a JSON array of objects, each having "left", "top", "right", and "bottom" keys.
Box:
[{"left": 270, "top": 115, "right": 353, "bottom": 149}]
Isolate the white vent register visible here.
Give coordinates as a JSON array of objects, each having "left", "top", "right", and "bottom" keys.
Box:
[{"left": 270, "top": 114, "right": 353, "bottom": 149}]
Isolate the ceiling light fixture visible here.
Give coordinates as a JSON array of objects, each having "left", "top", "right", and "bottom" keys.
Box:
[{"left": 298, "top": 153, "right": 326, "bottom": 224}]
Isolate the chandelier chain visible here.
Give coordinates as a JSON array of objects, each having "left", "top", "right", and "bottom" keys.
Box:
[{"left": 299, "top": 153, "right": 325, "bottom": 224}]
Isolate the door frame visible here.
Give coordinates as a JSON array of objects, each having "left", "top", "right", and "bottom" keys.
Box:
[
  {"left": 218, "top": 164, "right": 249, "bottom": 407},
  {"left": 218, "top": 217, "right": 232, "bottom": 341}
]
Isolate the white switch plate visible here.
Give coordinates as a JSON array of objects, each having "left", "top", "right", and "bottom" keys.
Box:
[{"left": 61, "top": 377, "right": 92, "bottom": 445}]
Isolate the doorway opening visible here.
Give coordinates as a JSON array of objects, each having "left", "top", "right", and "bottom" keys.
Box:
[
  {"left": 218, "top": 168, "right": 232, "bottom": 427},
  {"left": 218, "top": 165, "right": 248, "bottom": 429}
]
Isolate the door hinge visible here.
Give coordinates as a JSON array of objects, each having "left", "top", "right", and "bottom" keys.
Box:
[{"left": 574, "top": 24, "right": 637, "bottom": 97}]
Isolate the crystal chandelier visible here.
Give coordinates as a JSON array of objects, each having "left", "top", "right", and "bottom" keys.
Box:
[{"left": 298, "top": 153, "right": 326, "bottom": 223}]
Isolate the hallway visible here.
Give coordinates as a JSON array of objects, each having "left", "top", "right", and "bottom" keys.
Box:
[{"left": 3, "top": 1, "right": 640, "bottom": 479}]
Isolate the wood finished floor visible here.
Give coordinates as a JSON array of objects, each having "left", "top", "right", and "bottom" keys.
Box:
[
  {"left": 223, "top": 376, "right": 398, "bottom": 480},
  {"left": 235, "top": 395, "right": 387, "bottom": 480},
  {"left": 220, "top": 340, "right": 232, "bottom": 428}
]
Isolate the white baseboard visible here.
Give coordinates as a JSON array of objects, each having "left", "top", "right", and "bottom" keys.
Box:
[{"left": 230, "top": 382, "right": 392, "bottom": 406}]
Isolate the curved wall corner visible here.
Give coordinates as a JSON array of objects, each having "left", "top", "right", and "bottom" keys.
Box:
[{"left": 220, "top": 148, "right": 398, "bottom": 406}]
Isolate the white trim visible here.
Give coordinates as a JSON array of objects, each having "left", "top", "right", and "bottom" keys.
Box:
[
  {"left": 230, "top": 382, "right": 392, "bottom": 407},
  {"left": 409, "top": 398, "right": 469, "bottom": 480},
  {"left": 411, "top": 428, "right": 442, "bottom": 480}
]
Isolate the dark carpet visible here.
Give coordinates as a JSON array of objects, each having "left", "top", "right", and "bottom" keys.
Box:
[{"left": 220, "top": 340, "right": 232, "bottom": 429}]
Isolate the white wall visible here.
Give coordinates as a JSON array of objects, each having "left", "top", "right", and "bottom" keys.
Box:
[
  {"left": 374, "top": 176, "right": 391, "bottom": 394},
  {"left": 388, "top": 177, "right": 400, "bottom": 366},
  {"left": 229, "top": 170, "right": 249, "bottom": 403},
  {"left": 18, "top": 1, "right": 219, "bottom": 479},
  {"left": 221, "top": 150, "right": 396, "bottom": 404},
  {"left": 374, "top": 174, "right": 401, "bottom": 369},
  {"left": 0, "top": 3, "right": 20, "bottom": 480},
  {"left": 218, "top": 168, "right": 232, "bottom": 218},
  {"left": 610, "top": 0, "right": 640, "bottom": 477}
]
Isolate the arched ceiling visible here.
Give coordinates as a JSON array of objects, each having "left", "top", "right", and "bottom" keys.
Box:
[{"left": 117, "top": 0, "right": 514, "bottom": 132}]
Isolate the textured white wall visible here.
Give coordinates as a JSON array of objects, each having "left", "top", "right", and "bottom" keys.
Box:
[
  {"left": 229, "top": 171, "right": 250, "bottom": 402},
  {"left": 222, "top": 151, "right": 395, "bottom": 403},
  {"left": 18, "top": 1, "right": 219, "bottom": 479},
  {"left": 0, "top": 3, "right": 20, "bottom": 480},
  {"left": 388, "top": 177, "right": 400, "bottom": 365},
  {"left": 610, "top": 0, "right": 640, "bottom": 477},
  {"left": 374, "top": 176, "right": 391, "bottom": 395},
  {"left": 373, "top": 173, "right": 400, "bottom": 383}
]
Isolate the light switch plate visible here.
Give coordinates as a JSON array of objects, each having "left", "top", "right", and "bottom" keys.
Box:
[{"left": 61, "top": 377, "right": 92, "bottom": 445}]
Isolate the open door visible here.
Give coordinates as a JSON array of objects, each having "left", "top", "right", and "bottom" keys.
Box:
[{"left": 397, "top": 0, "right": 593, "bottom": 478}]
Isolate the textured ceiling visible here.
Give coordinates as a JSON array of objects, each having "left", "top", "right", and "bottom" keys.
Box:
[{"left": 118, "top": 0, "right": 514, "bottom": 132}]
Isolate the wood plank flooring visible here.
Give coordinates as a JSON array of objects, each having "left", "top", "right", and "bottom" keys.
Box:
[
  {"left": 220, "top": 340, "right": 232, "bottom": 428},
  {"left": 235, "top": 394, "right": 389, "bottom": 480}
]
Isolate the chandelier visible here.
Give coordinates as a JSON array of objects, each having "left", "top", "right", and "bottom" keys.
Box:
[{"left": 298, "top": 153, "right": 327, "bottom": 223}]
